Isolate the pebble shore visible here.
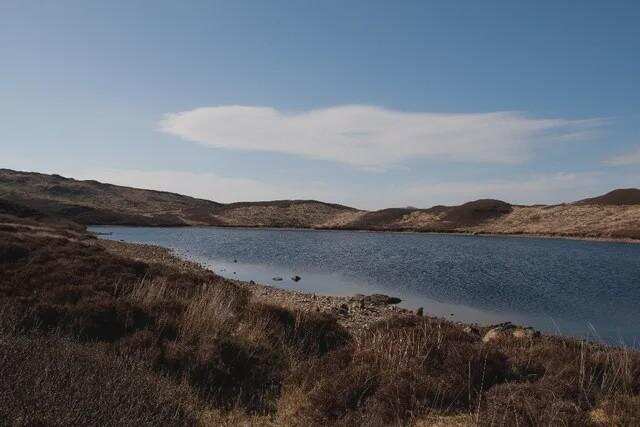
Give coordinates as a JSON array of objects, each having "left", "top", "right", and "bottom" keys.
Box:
[{"left": 97, "top": 239, "right": 410, "bottom": 333}]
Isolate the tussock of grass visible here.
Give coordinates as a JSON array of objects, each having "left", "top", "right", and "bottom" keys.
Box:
[{"left": 278, "top": 317, "right": 510, "bottom": 426}]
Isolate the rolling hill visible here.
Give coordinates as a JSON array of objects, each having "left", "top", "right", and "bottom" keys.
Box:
[
  {"left": 1, "top": 168, "right": 639, "bottom": 240},
  {"left": 0, "top": 169, "right": 359, "bottom": 228}
]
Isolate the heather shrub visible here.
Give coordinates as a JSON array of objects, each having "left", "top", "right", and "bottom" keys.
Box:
[
  {"left": 479, "top": 382, "right": 588, "bottom": 426},
  {"left": 0, "top": 241, "right": 29, "bottom": 263},
  {"left": 241, "top": 302, "right": 350, "bottom": 357},
  {"left": 595, "top": 395, "right": 640, "bottom": 425},
  {"left": 278, "top": 316, "right": 510, "bottom": 426},
  {"left": 495, "top": 335, "right": 640, "bottom": 406},
  {"left": 0, "top": 331, "right": 198, "bottom": 425}
]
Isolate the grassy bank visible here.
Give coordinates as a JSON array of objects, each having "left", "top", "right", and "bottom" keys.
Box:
[{"left": 1, "top": 214, "right": 639, "bottom": 425}]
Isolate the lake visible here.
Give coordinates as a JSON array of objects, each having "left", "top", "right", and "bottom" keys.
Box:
[{"left": 91, "top": 226, "right": 640, "bottom": 347}]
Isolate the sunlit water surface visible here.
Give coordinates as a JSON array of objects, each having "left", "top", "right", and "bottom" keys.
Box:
[{"left": 91, "top": 226, "right": 640, "bottom": 347}]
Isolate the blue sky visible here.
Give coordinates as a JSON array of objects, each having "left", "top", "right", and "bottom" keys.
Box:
[{"left": 2, "top": 1, "right": 639, "bottom": 209}]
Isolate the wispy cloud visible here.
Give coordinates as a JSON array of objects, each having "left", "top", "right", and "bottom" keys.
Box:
[
  {"left": 159, "top": 105, "right": 603, "bottom": 168},
  {"left": 603, "top": 146, "right": 640, "bottom": 166}
]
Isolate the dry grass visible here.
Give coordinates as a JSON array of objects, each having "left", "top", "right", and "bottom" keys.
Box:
[
  {"left": 473, "top": 204, "right": 640, "bottom": 239},
  {"left": 0, "top": 317, "right": 199, "bottom": 425},
  {"left": 215, "top": 201, "right": 359, "bottom": 228},
  {"left": 178, "top": 283, "right": 249, "bottom": 340},
  {"left": 277, "top": 317, "right": 510, "bottom": 426},
  {"left": 476, "top": 334, "right": 640, "bottom": 426}
]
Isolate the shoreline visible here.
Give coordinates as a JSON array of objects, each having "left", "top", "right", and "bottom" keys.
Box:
[
  {"left": 90, "top": 223, "right": 640, "bottom": 245},
  {"left": 95, "top": 235, "right": 640, "bottom": 349},
  {"left": 96, "top": 238, "right": 410, "bottom": 333},
  {"left": 95, "top": 237, "right": 626, "bottom": 349}
]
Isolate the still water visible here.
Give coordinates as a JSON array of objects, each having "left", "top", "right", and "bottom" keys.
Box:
[{"left": 91, "top": 226, "right": 640, "bottom": 346}]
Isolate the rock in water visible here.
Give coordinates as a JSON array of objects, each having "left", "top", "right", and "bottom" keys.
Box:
[
  {"left": 363, "top": 294, "right": 402, "bottom": 306},
  {"left": 272, "top": 277, "right": 284, "bottom": 281},
  {"left": 291, "top": 275, "right": 301, "bottom": 282},
  {"left": 339, "top": 303, "right": 349, "bottom": 315}
]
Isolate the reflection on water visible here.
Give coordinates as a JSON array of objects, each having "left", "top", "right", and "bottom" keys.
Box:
[{"left": 91, "top": 226, "right": 640, "bottom": 347}]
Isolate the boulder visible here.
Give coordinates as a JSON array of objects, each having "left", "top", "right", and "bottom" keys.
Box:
[
  {"left": 291, "top": 275, "right": 301, "bottom": 282},
  {"left": 350, "top": 293, "right": 402, "bottom": 306},
  {"left": 365, "top": 294, "right": 402, "bottom": 306},
  {"left": 512, "top": 327, "right": 539, "bottom": 339},
  {"left": 463, "top": 325, "right": 480, "bottom": 337},
  {"left": 482, "top": 322, "right": 538, "bottom": 343},
  {"left": 328, "top": 304, "right": 349, "bottom": 317},
  {"left": 482, "top": 328, "right": 505, "bottom": 343}
]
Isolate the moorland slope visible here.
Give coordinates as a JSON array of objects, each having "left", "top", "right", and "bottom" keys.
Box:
[{"left": 2, "top": 168, "right": 639, "bottom": 240}]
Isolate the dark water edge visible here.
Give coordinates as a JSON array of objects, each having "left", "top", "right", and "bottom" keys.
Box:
[{"left": 91, "top": 226, "right": 640, "bottom": 347}]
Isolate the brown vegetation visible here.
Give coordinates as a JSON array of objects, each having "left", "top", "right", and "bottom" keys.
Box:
[
  {"left": 0, "top": 169, "right": 358, "bottom": 228},
  {"left": 1, "top": 212, "right": 639, "bottom": 425},
  {"left": 341, "top": 208, "right": 419, "bottom": 229},
  {"left": 576, "top": 188, "right": 640, "bottom": 206},
  {"left": 0, "top": 215, "right": 349, "bottom": 422},
  {"left": 214, "top": 200, "right": 359, "bottom": 228},
  {"left": 0, "top": 168, "right": 223, "bottom": 226},
  {"left": 0, "top": 329, "right": 198, "bottom": 425},
  {"left": 471, "top": 204, "right": 640, "bottom": 240}
]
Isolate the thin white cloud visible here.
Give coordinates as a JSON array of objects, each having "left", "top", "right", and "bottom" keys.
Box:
[
  {"left": 604, "top": 146, "right": 640, "bottom": 166},
  {"left": 159, "top": 105, "right": 603, "bottom": 168}
]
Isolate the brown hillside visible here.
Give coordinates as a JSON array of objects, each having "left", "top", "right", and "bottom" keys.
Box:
[
  {"left": 213, "top": 200, "right": 361, "bottom": 228},
  {"left": 471, "top": 204, "right": 640, "bottom": 240},
  {"left": 437, "top": 199, "right": 513, "bottom": 226},
  {"left": 2, "top": 169, "right": 639, "bottom": 240},
  {"left": 0, "top": 169, "right": 225, "bottom": 226},
  {"left": 0, "top": 169, "right": 360, "bottom": 228},
  {"left": 576, "top": 188, "right": 640, "bottom": 206},
  {"left": 340, "top": 201, "right": 513, "bottom": 231},
  {"left": 341, "top": 208, "right": 419, "bottom": 229}
]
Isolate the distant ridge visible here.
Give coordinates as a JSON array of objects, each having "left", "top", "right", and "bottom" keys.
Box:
[
  {"left": 0, "top": 169, "right": 357, "bottom": 227},
  {"left": 1, "top": 168, "right": 639, "bottom": 240},
  {"left": 576, "top": 188, "right": 640, "bottom": 206}
]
